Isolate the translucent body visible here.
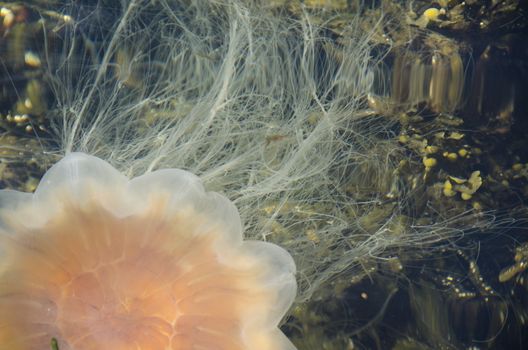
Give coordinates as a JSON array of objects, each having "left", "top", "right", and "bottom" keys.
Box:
[
  {"left": 0, "top": 153, "right": 297, "bottom": 350},
  {"left": 8, "top": 0, "right": 485, "bottom": 313}
]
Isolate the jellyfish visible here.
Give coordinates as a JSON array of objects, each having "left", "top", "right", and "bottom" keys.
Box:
[{"left": 0, "top": 152, "right": 297, "bottom": 350}]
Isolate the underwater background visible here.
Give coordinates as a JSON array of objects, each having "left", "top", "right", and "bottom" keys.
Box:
[{"left": 1, "top": 0, "right": 528, "bottom": 349}]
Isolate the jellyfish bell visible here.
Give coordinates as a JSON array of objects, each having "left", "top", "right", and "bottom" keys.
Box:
[{"left": 0, "top": 152, "right": 297, "bottom": 350}]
